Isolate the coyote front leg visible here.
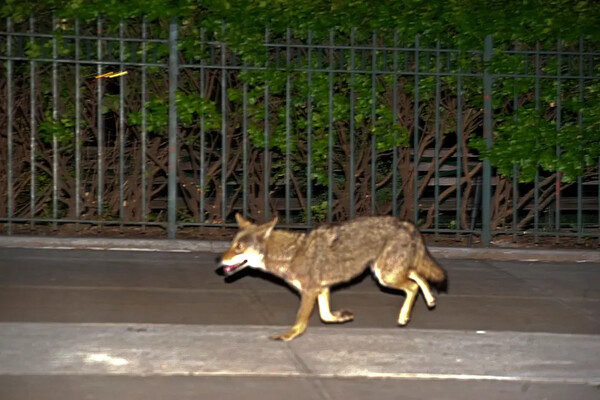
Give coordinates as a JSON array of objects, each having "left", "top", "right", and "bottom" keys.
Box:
[
  {"left": 317, "top": 288, "right": 354, "bottom": 323},
  {"left": 271, "top": 291, "right": 318, "bottom": 341}
]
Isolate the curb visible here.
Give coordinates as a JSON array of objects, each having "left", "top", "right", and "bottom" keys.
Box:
[
  {"left": 0, "top": 235, "right": 598, "bottom": 263},
  {"left": 0, "top": 236, "right": 227, "bottom": 254}
]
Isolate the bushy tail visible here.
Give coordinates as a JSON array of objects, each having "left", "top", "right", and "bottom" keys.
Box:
[{"left": 418, "top": 250, "right": 446, "bottom": 284}]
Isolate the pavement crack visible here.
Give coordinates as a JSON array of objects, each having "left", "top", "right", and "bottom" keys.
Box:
[
  {"left": 239, "top": 286, "right": 333, "bottom": 400},
  {"left": 284, "top": 342, "right": 333, "bottom": 400}
]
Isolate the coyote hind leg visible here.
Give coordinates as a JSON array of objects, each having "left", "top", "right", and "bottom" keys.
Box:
[
  {"left": 317, "top": 288, "right": 354, "bottom": 323},
  {"left": 372, "top": 266, "right": 419, "bottom": 325},
  {"left": 396, "top": 280, "right": 419, "bottom": 326},
  {"left": 408, "top": 270, "right": 436, "bottom": 308},
  {"left": 371, "top": 245, "right": 428, "bottom": 326}
]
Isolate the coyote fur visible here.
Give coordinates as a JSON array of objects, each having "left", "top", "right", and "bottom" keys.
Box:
[{"left": 220, "top": 214, "right": 446, "bottom": 341}]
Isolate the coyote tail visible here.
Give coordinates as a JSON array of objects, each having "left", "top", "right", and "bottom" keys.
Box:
[{"left": 418, "top": 250, "right": 446, "bottom": 284}]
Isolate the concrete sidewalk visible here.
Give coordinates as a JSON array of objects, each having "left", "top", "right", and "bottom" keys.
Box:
[
  {"left": 1, "top": 323, "right": 598, "bottom": 382},
  {"left": 0, "top": 246, "right": 599, "bottom": 399}
]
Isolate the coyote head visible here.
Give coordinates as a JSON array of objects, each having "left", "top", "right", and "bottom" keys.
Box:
[{"left": 220, "top": 213, "right": 278, "bottom": 276}]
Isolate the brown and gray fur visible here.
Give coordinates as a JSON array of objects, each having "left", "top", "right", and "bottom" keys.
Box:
[{"left": 220, "top": 214, "right": 446, "bottom": 341}]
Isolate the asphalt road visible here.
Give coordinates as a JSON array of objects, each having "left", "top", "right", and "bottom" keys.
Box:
[{"left": 0, "top": 246, "right": 599, "bottom": 399}]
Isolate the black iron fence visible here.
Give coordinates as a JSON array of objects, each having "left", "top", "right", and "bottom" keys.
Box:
[{"left": 1, "top": 17, "right": 599, "bottom": 245}]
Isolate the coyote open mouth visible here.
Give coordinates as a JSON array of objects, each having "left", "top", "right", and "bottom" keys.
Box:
[{"left": 223, "top": 260, "right": 247, "bottom": 275}]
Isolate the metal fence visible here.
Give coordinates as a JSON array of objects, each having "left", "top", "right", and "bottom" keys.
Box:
[{"left": 1, "top": 17, "right": 599, "bottom": 245}]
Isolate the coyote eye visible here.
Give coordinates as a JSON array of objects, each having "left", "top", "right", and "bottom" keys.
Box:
[{"left": 235, "top": 242, "right": 245, "bottom": 251}]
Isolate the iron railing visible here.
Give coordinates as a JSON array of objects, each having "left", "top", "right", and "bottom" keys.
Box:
[{"left": 1, "top": 17, "right": 599, "bottom": 245}]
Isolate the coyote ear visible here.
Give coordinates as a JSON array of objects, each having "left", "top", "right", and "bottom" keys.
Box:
[
  {"left": 235, "top": 213, "right": 252, "bottom": 228},
  {"left": 258, "top": 216, "right": 278, "bottom": 240}
]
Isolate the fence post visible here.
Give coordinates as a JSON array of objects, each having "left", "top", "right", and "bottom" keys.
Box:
[
  {"left": 6, "top": 17, "right": 13, "bottom": 234},
  {"left": 481, "top": 35, "right": 494, "bottom": 246},
  {"left": 52, "top": 16, "right": 59, "bottom": 230},
  {"left": 167, "top": 18, "right": 179, "bottom": 239}
]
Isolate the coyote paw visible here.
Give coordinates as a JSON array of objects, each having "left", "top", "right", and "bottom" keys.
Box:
[
  {"left": 270, "top": 326, "right": 305, "bottom": 341},
  {"left": 331, "top": 309, "right": 354, "bottom": 323},
  {"left": 270, "top": 332, "right": 298, "bottom": 341},
  {"left": 426, "top": 298, "right": 436, "bottom": 309},
  {"left": 398, "top": 316, "right": 410, "bottom": 326},
  {"left": 320, "top": 309, "right": 354, "bottom": 324}
]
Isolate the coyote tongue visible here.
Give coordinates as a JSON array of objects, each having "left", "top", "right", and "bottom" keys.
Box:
[{"left": 223, "top": 260, "right": 247, "bottom": 274}]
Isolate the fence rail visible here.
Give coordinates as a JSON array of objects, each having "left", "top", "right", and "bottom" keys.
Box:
[{"left": 1, "top": 17, "right": 599, "bottom": 245}]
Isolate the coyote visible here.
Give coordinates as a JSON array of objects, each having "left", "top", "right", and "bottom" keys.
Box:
[{"left": 220, "top": 214, "right": 447, "bottom": 341}]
